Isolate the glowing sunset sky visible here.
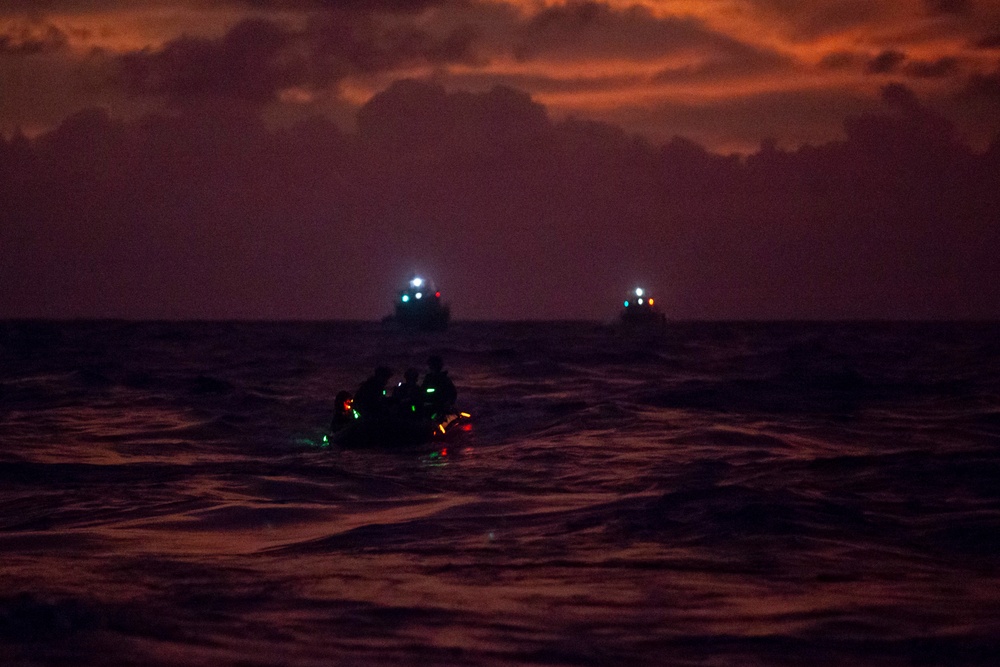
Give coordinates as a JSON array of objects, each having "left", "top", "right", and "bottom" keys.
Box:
[
  {"left": 3, "top": 0, "right": 999, "bottom": 150},
  {"left": 1, "top": 1, "right": 998, "bottom": 320}
]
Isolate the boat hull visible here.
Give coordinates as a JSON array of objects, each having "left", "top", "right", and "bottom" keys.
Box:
[
  {"left": 390, "top": 302, "right": 450, "bottom": 331},
  {"left": 330, "top": 411, "right": 470, "bottom": 449}
]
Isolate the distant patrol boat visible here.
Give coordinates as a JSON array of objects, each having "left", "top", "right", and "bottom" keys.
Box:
[
  {"left": 386, "top": 276, "right": 450, "bottom": 331},
  {"left": 619, "top": 287, "right": 666, "bottom": 329}
]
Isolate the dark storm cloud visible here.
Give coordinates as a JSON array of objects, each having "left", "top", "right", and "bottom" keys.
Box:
[
  {"left": 117, "top": 18, "right": 299, "bottom": 103},
  {"left": 2, "top": 80, "right": 997, "bottom": 319},
  {"left": 356, "top": 79, "right": 548, "bottom": 150},
  {"left": 818, "top": 51, "right": 858, "bottom": 70},
  {"left": 974, "top": 34, "right": 1000, "bottom": 49},
  {"left": 924, "top": 0, "right": 968, "bottom": 16},
  {"left": 444, "top": 69, "right": 643, "bottom": 95},
  {"left": 963, "top": 67, "right": 1000, "bottom": 98},
  {"left": 878, "top": 81, "right": 921, "bottom": 111},
  {"left": 905, "top": 56, "right": 960, "bottom": 78},
  {"left": 0, "top": 0, "right": 139, "bottom": 10},
  {"left": 822, "top": 51, "right": 960, "bottom": 82},
  {"left": 867, "top": 50, "right": 907, "bottom": 74},
  {"left": 0, "top": 0, "right": 449, "bottom": 12},
  {"left": 827, "top": 51, "right": 962, "bottom": 80},
  {"left": 304, "top": 12, "right": 479, "bottom": 75},
  {"left": 650, "top": 43, "right": 792, "bottom": 83},
  {"left": 865, "top": 50, "right": 961, "bottom": 79},
  {"left": 114, "top": 11, "right": 479, "bottom": 104},
  {"left": 743, "top": 0, "right": 886, "bottom": 39},
  {"left": 517, "top": 0, "right": 675, "bottom": 59},
  {"left": 238, "top": 0, "right": 448, "bottom": 9},
  {"left": 513, "top": 1, "right": 783, "bottom": 65},
  {"left": 612, "top": 85, "right": 880, "bottom": 151}
]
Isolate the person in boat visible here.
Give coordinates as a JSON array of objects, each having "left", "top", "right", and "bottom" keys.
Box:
[
  {"left": 353, "top": 366, "right": 393, "bottom": 419},
  {"left": 330, "top": 390, "right": 354, "bottom": 430},
  {"left": 391, "top": 367, "right": 422, "bottom": 418},
  {"left": 421, "top": 355, "right": 457, "bottom": 418}
]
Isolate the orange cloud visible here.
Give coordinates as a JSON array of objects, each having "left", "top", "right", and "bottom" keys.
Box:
[{"left": 1, "top": 0, "right": 998, "bottom": 150}]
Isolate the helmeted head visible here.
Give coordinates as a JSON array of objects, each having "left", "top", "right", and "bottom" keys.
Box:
[{"left": 427, "top": 355, "right": 444, "bottom": 372}]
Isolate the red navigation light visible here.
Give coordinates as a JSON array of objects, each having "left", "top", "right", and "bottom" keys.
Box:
[{"left": 435, "top": 291, "right": 441, "bottom": 298}]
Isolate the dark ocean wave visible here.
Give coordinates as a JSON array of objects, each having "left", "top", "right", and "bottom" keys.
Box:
[{"left": 2, "top": 321, "right": 999, "bottom": 666}]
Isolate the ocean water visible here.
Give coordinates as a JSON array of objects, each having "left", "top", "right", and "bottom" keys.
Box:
[{"left": 2, "top": 320, "right": 999, "bottom": 666}]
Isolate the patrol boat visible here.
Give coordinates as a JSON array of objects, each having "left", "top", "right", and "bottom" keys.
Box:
[
  {"left": 387, "top": 276, "right": 450, "bottom": 331},
  {"left": 620, "top": 287, "right": 666, "bottom": 328}
]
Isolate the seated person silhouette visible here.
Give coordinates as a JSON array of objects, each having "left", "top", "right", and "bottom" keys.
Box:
[
  {"left": 391, "top": 367, "right": 422, "bottom": 418},
  {"left": 421, "top": 355, "right": 457, "bottom": 418},
  {"left": 353, "top": 366, "right": 392, "bottom": 419}
]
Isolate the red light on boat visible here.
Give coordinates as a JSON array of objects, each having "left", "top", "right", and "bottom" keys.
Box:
[{"left": 435, "top": 291, "right": 441, "bottom": 298}]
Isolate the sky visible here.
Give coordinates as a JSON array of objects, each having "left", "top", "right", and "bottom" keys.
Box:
[{"left": 1, "top": 0, "right": 998, "bottom": 320}]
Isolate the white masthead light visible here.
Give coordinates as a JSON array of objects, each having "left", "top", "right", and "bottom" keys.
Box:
[
  {"left": 635, "top": 288, "right": 644, "bottom": 297},
  {"left": 411, "top": 277, "right": 424, "bottom": 288}
]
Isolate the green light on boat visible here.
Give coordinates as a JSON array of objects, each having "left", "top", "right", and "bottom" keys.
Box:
[
  {"left": 426, "top": 387, "right": 436, "bottom": 393},
  {"left": 624, "top": 300, "right": 629, "bottom": 307}
]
